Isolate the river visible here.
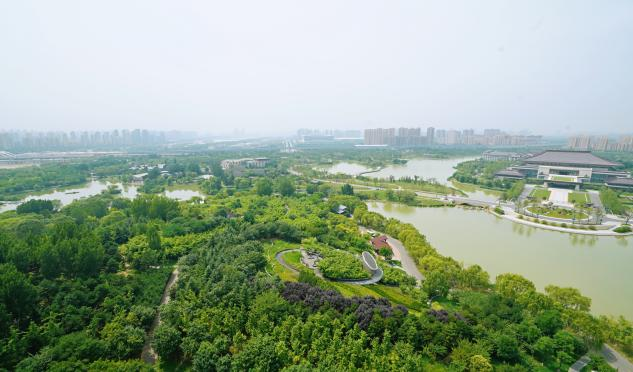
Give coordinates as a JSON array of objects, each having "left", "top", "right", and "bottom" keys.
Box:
[
  {"left": 0, "top": 181, "right": 204, "bottom": 212},
  {"left": 368, "top": 201, "right": 633, "bottom": 320}
]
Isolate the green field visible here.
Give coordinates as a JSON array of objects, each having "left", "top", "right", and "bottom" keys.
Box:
[
  {"left": 568, "top": 191, "right": 589, "bottom": 205},
  {"left": 530, "top": 188, "right": 551, "bottom": 200}
]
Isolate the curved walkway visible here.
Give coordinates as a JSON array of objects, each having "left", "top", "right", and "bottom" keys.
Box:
[
  {"left": 275, "top": 249, "right": 383, "bottom": 285},
  {"left": 141, "top": 266, "right": 180, "bottom": 364},
  {"left": 275, "top": 249, "right": 301, "bottom": 273}
]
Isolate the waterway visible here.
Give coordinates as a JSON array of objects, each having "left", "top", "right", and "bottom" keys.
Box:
[
  {"left": 368, "top": 201, "right": 633, "bottom": 320},
  {"left": 322, "top": 156, "right": 500, "bottom": 202},
  {"left": 0, "top": 181, "right": 204, "bottom": 212}
]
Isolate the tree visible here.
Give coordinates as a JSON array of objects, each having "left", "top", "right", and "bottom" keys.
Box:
[
  {"left": 493, "top": 332, "right": 520, "bottom": 363},
  {"left": 341, "top": 183, "right": 354, "bottom": 195},
  {"left": 255, "top": 179, "right": 273, "bottom": 196},
  {"left": 275, "top": 177, "right": 295, "bottom": 197},
  {"left": 0, "top": 263, "right": 37, "bottom": 323},
  {"left": 495, "top": 273, "right": 535, "bottom": 300},
  {"left": 545, "top": 285, "right": 591, "bottom": 312},
  {"left": 152, "top": 324, "right": 181, "bottom": 360},
  {"left": 423, "top": 271, "right": 450, "bottom": 298},
  {"left": 535, "top": 310, "right": 563, "bottom": 336},
  {"left": 146, "top": 224, "right": 161, "bottom": 251},
  {"left": 469, "top": 355, "right": 493, "bottom": 372},
  {"left": 16, "top": 199, "right": 55, "bottom": 215}
]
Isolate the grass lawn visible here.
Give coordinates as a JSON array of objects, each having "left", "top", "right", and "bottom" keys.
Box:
[
  {"left": 263, "top": 240, "right": 300, "bottom": 282},
  {"left": 568, "top": 191, "right": 589, "bottom": 205},
  {"left": 530, "top": 188, "right": 551, "bottom": 200},
  {"left": 282, "top": 251, "right": 305, "bottom": 271}
]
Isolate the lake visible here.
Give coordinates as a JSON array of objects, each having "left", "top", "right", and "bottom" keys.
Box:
[
  {"left": 0, "top": 181, "right": 204, "bottom": 212},
  {"left": 368, "top": 201, "right": 633, "bottom": 320},
  {"left": 322, "top": 156, "right": 498, "bottom": 201}
]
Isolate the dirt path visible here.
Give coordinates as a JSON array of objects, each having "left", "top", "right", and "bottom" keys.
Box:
[{"left": 141, "top": 266, "right": 180, "bottom": 364}]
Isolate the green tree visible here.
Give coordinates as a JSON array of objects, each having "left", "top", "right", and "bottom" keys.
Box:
[
  {"left": 0, "top": 263, "right": 37, "bottom": 324},
  {"left": 423, "top": 270, "right": 450, "bottom": 298},
  {"left": 152, "top": 324, "right": 181, "bottom": 360},
  {"left": 275, "top": 177, "right": 295, "bottom": 196},
  {"left": 255, "top": 178, "right": 273, "bottom": 196},
  {"left": 341, "top": 183, "right": 354, "bottom": 195}
]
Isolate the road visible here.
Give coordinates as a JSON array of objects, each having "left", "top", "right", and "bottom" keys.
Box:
[
  {"left": 601, "top": 344, "right": 633, "bottom": 371},
  {"left": 383, "top": 236, "right": 424, "bottom": 282},
  {"left": 568, "top": 355, "right": 590, "bottom": 372},
  {"left": 141, "top": 266, "right": 180, "bottom": 364}
]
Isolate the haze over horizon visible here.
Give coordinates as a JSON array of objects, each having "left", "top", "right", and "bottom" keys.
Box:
[{"left": 1, "top": 1, "right": 632, "bottom": 136}]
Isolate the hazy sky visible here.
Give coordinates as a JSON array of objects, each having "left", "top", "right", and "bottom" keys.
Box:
[{"left": 1, "top": 1, "right": 632, "bottom": 136}]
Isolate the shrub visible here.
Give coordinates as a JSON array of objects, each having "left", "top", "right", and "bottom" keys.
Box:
[
  {"left": 560, "top": 223, "right": 567, "bottom": 228},
  {"left": 518, "top": 215, "right": 524, "bottom": 220},
  {"left": 614, "top": 225, "right": 632, "bottom": 234},
  {"left": 493, "top": 207, "right": 504, "bottom": 215},
  {"left": 540, "top": 220, "right": 548, "bottom": 225}
]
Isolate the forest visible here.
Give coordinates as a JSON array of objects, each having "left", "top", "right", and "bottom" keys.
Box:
[{"left": 0, "top": 156, "right": 631, "bottom": 371}]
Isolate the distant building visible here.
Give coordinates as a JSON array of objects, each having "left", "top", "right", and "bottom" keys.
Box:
[
  {"left": 221, "top": 157, "right": 270, "bottom": 170},
  {"left": 568, "top": 136, "right": 592, "bottom": 150},
  {"left": 482, "top": 151, "right": 526, "bottom": 162},
  {"left": 426, "top": 127, "right": 435, "bottom": 144},
  {"left": 132, "top": 173, "right": 148, "bottom": 184}
]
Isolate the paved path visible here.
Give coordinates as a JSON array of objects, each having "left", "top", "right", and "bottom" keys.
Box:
[
  {"left": 385, "top": 236, "right": 424, "bottom": 282},
  {"left": 589, "top": 190, "right": 605, "bottom": 211},
  {"left": 601, "top": 344, "right": 633, "bottom": 371},
  {"left": 519, "top": 184, "right": 534, "bottom": 202},
  {"left": 275, "top": 249, "right": 301, "bottom": 273},
  {"left": 141, "top": 266, "right": 180, "bottom": 364},
  {"left": 568, "top": 355, "right": 591, "bottom": 372},
  {"left": 549, "top": 188, "right": 573, "bottom": 207}
]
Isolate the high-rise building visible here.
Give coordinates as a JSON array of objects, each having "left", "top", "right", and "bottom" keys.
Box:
[
  {"left": 364, "top": 128, "right": 395, "bottom": 145},
  {"left": 568, "top": 136, "right": 592, "bottom": 150},
  {"left": 446, "top": 130, "right": 461, "bottom": 145},
  {"left": 592, "top": 136, "right": 609, "bottom": 151},
  {"left": 426, "top": 127, "right": 435, "bottom": 144}
]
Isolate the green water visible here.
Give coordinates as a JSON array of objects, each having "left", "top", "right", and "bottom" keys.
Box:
[{"left": 368, "top": 201, "right": 633, "bottom": 320}]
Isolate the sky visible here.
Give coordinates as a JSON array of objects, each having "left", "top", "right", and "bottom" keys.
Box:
[{"left": 1, "top": 1, "right": 632, "bottom": 136}]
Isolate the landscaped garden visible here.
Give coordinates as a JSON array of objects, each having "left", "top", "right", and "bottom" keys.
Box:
[
  {"left": 529, "top": 187, "right": 551, "bottom": 201},
  {"left": 526, "top": 205, "right": 588, "bottom": 220},
  {"left": 309, "top": 245, "right": 370, "bottom": 280}
]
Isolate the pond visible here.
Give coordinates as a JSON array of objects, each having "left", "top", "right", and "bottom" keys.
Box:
[
  {"left": 367, "top": 201, "right": 633, "bottom": 320},
  {"left": 0, "top": 181, "right": 204, "bottom": 212}
]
